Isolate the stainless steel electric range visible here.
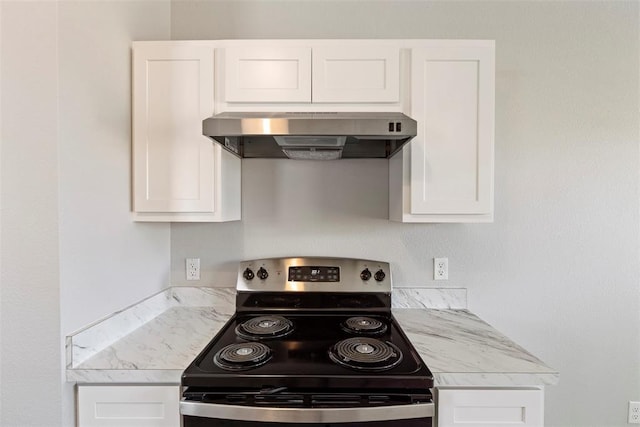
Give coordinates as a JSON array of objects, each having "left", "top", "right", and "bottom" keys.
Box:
[{"left": 180, "top": 257, "right": 434, "bottom": 426}]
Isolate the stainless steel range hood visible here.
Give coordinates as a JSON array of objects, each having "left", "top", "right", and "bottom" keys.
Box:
[{"left": 203, "top": 112, "right": 417, "bottom": 160}]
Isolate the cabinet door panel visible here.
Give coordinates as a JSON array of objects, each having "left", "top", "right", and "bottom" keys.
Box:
[
  {"left": 224, "top": 47, "right": 312, "bottom": 102},
  {"left": 313, "top": 47, "right": 399, "bottom": 103},
  {"left": 410, "top": 46, "right": 494, "bottom": 215},
  {"left": 77, "top": 385, "right": 180, "bottom": 427},
  {"left": 438, "top": 388, "right": 543, "bottom": 427},
  {"left": 133, "top": 44, "right": 215, "bottom": 213}
]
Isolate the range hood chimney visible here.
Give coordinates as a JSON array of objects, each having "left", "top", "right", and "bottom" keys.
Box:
[{"left": 203, "top": 112, "right": 417, "bottom": 160}]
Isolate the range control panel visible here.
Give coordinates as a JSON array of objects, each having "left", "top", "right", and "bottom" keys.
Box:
[
  {"left": 288, "top": 266, "right": 340, "bottom": 282},
  {"left": 237, "top": 257, "right": 391, "bottom": 293}
]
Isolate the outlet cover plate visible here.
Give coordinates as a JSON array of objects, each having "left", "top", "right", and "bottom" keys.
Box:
[
  {"left": 186, "top": 258, "right": 200, "bottom": 281},
  {"left": 434, "top": 257, "right": 448, "bottom": 280},
  {"left": 629, "top": 401, "right": 640, "bottom": 424}
]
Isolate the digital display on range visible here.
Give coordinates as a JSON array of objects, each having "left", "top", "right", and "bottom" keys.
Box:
[{"left": 288, "top": 266, "right": 340, "bottom": 282}]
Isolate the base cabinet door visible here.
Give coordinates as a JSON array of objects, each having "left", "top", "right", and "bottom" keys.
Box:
[
  {"left": 77, "top": 385, "right": 180, "bottom": 427},
  {"left": 437, "top": 388, "right": 543, "bottom": 427}
]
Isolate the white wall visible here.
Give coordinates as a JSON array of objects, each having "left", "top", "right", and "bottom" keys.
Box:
[
  {"left": 1, "top": 1, "right": 171, "bottom": 426},
  {"left": 1, "top": 3, "right": 62, "bottom": 425},
  {"left": 58, "top": 0, "right": 171, "bottom": 348},
  {"left": 169, "top": 2, "right": 640, "bottom": 426},
  {"left": 0, "top": 2, "right": 4, "bottom": 421},
  {"left": 58, "top": 2, "right": 171, "bottom": 425}
]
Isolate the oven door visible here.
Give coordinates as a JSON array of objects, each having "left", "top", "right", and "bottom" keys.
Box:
[{"left": 181, "top": 401, "right": 434, "bottom": 426}]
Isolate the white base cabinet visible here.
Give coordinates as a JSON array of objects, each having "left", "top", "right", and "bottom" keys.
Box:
[
  {"left": 77, "top": 385, "right": 180, "bottom": 427},
  {"left": 437, "top": 387, "right": 544, "bottom": 427}
]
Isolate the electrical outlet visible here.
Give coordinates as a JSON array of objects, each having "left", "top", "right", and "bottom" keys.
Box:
[
  {"left": 434, "top": 257, "right": 448, "bottom": 280},
  {"left": 629, "top": 401, "right": 640, "bottom": 424},
  {"left": 186, "top": 258, "right": 200, "bottom": 281}
]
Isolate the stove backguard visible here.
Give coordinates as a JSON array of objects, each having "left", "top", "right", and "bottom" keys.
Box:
[{"left": 236, "top": 257, "right": 392, "bottom": 296}]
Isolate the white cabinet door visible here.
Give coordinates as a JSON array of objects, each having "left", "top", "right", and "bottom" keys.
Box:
[
  {"left": 312, "top": 46, "right": 399, "bottom": 103},
  {"left": 438, "top": 388, "right": 544, "bottom": 427},
  {"left": 77, "top": 385, "right": 180, "bottom": 427},
  {"left": 224, "top": 46, "right": 312, "bottom": 103},
  {"left": 222, "top": 44, "right": 399, "bottom": 104},
  {"left": 132, "top": 42, "right": 241, "bottom": 222},
  {"left": 390, "top": 43, "right": 494, "bottom": 222},
  {"left": 410, "top": 44, "right": 494, "bottom": 215}
]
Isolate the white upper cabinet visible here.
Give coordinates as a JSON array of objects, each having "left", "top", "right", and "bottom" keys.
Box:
[
  {"left": 390, "top": 41, "right": 495, "bottom": 222},
  {"left": 224, "top": 46, "right": 312, "bottom": 103},
  {"left": 132, "top": 42, "right": 241, "bottom": 222},
  {"left": 222, "top": 44, "right": 400, "bottom": 105},
  {"left": 129, "top": 40, "right": 494, "bottom": 223},
  {"left": 312, "top": 46, "right": 399, "bottom": 103}
]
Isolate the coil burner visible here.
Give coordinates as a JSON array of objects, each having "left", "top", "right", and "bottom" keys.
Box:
[
  {"left": 341, "top": 316, "right": 388, "bottom": 336},
  {"left": 329, "top": 337, "right": 403, "bottom": 371},
  {"left": 235, "top": 315, "right": 294, "bottom": 340},
  {"left": 213, "top": 342, "right": 272, "bottom": 371}
]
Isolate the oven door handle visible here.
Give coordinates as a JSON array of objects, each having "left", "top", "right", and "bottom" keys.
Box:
[{"left": 180, "top": 400, "right": 434, "bottom": 423}]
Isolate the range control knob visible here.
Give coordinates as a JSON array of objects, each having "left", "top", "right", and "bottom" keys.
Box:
[
  {"left": 243, "top": 268, "right": 255, "bottom": 281},
  {"left": 360, "top": 268, "right": 372, "bottom": 281},
  {"left": 257, "top": 267, "right": 269, "bottom": 280},
  {"left": 374, "top": 269, "right": 386, "bottom": 282}
]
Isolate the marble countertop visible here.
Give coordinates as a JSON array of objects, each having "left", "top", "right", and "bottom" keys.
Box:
[
  {"left": 66, "top": 287, "right": 558, "bottom": 386},
  {"left": 394, "top": 309, "right": 558, "bottom": 386}
]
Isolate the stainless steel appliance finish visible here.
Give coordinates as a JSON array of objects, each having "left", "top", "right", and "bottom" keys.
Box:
[
  {"left": 180, "top": 256, "right": 433, "bottom": 427},
  {"left": 236, "top": 257, "right": 391, "bottom": 293},
  {"left": 203, "top": 112, "right": 417, "bottom": 160},
  {"left": 181, "top": 400, "right": 434, "bottom": 423}
]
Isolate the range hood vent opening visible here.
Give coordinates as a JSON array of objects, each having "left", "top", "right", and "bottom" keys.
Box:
[
  {"left": 281, "top": 148, "right": 343, "bottom": 161},
  {"left": 274, "top": 136, "right": 347, "bottom": 148},
  {"left": 276, "top": 135, "right": 346, "bottom": 160},
  {"left": 203, "top": 112, "right": 417, "bottom": 160}
]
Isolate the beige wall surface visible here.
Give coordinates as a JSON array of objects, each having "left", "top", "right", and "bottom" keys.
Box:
[{"left": 169, "top": 2, "right": 640, "bottom": 427}]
